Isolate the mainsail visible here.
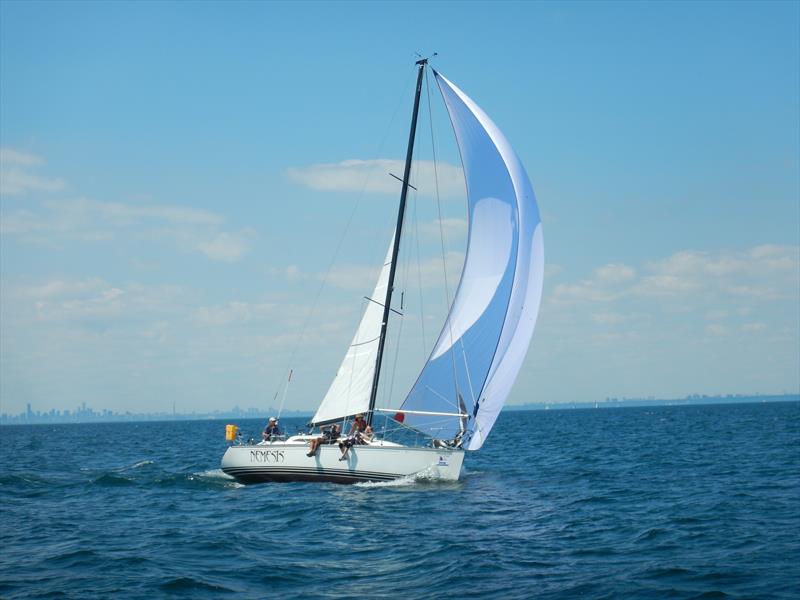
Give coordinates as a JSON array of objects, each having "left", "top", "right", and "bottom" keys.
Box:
[
  {"left": 399, "top": 70, "right": 544, "bottom": 450},
  {"left": 310, "top": 239, "right": 394, "bottom": 425}
]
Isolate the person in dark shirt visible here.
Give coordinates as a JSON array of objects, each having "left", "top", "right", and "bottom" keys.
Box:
[
  {"left": 306, "top": 423, "right": 340, "bottom": 457},
  {"left": 262, "top": 417, "right": 282, "bottom": 441}
]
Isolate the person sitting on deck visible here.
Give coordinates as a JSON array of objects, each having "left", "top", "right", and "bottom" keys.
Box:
[
  {"left": 357, "top": 425, "right": 374, "bottom": 445},
  {"left": 306, "top": 423, "right": 340, "bottom": 457},
  {"left": 338, "top": 418, "right": 372, "bottom": 460},
  {"left": 350, "top": 414, "right": 367, "bottom": 436},
  {"left": 262, "top": 417, "right": 282, "bottom": 441}
]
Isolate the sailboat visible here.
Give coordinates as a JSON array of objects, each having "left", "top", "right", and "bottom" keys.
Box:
[{"left": 221, "top": 59, "right": 544, "bottom": 483}]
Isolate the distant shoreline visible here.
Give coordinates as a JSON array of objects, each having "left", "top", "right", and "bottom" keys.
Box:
[
  {"left": 1, "top": 394, "right": 797, "bottom": 426},
  {"left": 504, "top": 393, "right": 799, "bottom": 412}
]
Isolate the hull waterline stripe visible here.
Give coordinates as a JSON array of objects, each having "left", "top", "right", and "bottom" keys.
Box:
[{"left": 223, "top": 466, "right": 400, "bottom": 483}]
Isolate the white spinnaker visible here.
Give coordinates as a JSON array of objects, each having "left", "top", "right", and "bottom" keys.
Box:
[
  {"left": 436, "top": 73, "right": 544, "bottom": 450},
  {"left": 311, "top": 240, "right": 394, "bottom": 425},
  {"left": 435, "top": 71, "right": 544, "bottom": 450},
  {"left": 399, "top": 70, "right": 543, "bottom": 448}
]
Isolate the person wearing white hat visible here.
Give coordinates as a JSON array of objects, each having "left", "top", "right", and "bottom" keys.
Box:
[{"left": 262, "top": 417, "right": 281, "bottom": 441}]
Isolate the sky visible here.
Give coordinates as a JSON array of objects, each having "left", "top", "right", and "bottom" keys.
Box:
[{"left": 1, "top": 0, "right": 798, "bottom": 416}]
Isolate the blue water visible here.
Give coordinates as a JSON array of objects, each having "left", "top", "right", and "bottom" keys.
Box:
[{"left": 1, "top": 402, "right": 798, "bottom": 599}]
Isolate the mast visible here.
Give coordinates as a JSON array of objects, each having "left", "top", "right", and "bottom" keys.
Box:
[{"left": 367, "top": 58, "right": 427, "bottom": 426}]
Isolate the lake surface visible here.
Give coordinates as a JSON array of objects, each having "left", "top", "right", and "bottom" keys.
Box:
[{"left": 1, "top": 402, "right": 798, "bottom": 599}]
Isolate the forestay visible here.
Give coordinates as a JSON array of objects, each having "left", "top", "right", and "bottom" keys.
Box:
[
  {"left": 310, "top": 240, "right": 395, "bottom": 425},
  {"left": 398, "top": 70, "right": 544, "bottom": 450}
]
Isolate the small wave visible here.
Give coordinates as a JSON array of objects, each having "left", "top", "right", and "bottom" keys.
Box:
[
  {"left": 92, "top": 472, "right": 135, "bottom": 486},
  {"left": 159, "top": 576, "right": 236, "bottom": 593},
  {"left": 0, "top": 473, "right": 49, "bottom": 486},
  {"left": 153, "top": 469, "right": 243, "bottom": 489},
  {"left": 48, "top": 549, "right": 101, "bottom": 569},
  {"left": 113, "top": 460, "right": 154, "bottom": 472},
  {"left": 460, "top": 466, "right": 483, "bottom": 478},
  {"left": 635, "top": 527, "right": 670, "bottom": 542}
]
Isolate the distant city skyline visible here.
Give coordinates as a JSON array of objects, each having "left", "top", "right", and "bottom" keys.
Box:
[{"left": 1, "top": 1, "right": 798, "bottom": 415}]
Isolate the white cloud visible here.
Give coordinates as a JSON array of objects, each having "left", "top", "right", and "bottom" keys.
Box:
[
  {"left": 546, "top": 245, "right": 799, "bottom": 349},
  {"left": 271, "top": 250, "right": 464, "bottom": 294},
  {"left": 633, "top": 245, "right": 798, "bottom": 300},
  {"left": 415, "top": 217, "right": 467, "bottom": 243},
  {"left": 544, "top": 264, "right": 564, "bottom": 278},
  {"left": 0, "top": 147, "right": 66, "bottom": 195},
  {"left": 705, "top": 323, "right": 729, "bottom": 336},
  {"left": 591, "top": 312, "right": 629, "bottom": 325},
  {"left": 287, "top": 159, "right": 465, "bottom": 198},
  {"left": 191, "top": 301, "right": 275, "bottom": 326},
  {"left": 20, "top": 278, "right": 108, "bottom": 300},
  {"left": 2, "top": 197, "right": 249, "bottom": 262},
  {"left": 194, "top": 231, "right": 250, "bottom": 262},
  {"left": 646, "top": 245, "right": 798, "bottom": 279},
  {"left": 72, "top": 198, "right": 223, "bottom": 226},
  {"left": 1, "top": 147, "right": 249, "bottom": 262},
  {"left": 0, "top": 148, "right": 43, "bottom": 167},
  {"left": 326, "top": 263, "right": 382, "bottom": 291},
  {"left": 3, "top": 278, "right": 186, "bottom": 325},
  {"left": 594, "top": 263, "right": 636, "bottom": 283},
  {"left": 551, "top": 246, "right": 799, "bottom": 306}
]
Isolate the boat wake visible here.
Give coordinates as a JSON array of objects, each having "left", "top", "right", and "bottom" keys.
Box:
[
  {"left": 354, "top": 466, "right": 464, "bottom": 488},
  {"left": 188, "top": 468, "right": 243, "bottom": 488},
  {"left": 354, "top": 475, "right": 419, "bottom": 488}
]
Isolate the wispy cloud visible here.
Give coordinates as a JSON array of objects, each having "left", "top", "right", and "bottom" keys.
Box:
[
  {"left": 415, "top": 217, "right": 467, "bottom": 243},
  {"left": 190, "top": 301, "right": 276, "bottom": 326},
  {"left": 188, "top": 231, "right": 250, "bottom": 263},
  {"left": 0, "top": 273, "right": 372, "bottom": 413},
  {"left": 552, "top": 245, "right": 799, "bottom": 306},
  {"left": 632, "top": 245, "right": 798, "bottom": 300},
  {"left": 2, "top": 197, "right": 251, "bottom": 262},
  {"left": 270, "top": 250, "right": 464, "bottom": 294},
  {"left": 594, "top": 263, "right": 636, "bottom": 284},
  {"left": 0, "top": 147, "right": 66, "bottom": 196},
  {"left": 2, "top": 278, "right": 184, "bottom": 326},
  {"left": 1, "top": 147, "right": 249, "bottom": 262},
  {"left": 287, "top": 159, "right": 464, "bottom": 198}
]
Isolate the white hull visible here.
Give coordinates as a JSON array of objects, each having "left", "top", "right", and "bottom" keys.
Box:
[{"left": 221, "top": 437, "right": 464, "bottom": 484}]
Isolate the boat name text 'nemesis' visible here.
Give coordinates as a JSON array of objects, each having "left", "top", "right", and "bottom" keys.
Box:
[{"left": 250, "top": 450, "right": 285, "bottom": 463}]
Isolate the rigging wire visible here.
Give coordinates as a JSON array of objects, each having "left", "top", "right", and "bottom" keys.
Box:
[
  {"left": 275, "top": 70, "right": 417, "bottom": 419},
  {"left": 425, "top": 67, "right": 462, "bottom": 412},
  {"left": 412, "top": 163, "right": 428, "bottom": 356},
  {"left": 383, "top": 139, "right": 421, "bottom": 410}
]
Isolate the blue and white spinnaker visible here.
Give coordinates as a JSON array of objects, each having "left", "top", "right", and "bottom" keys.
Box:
[{"left": 399, "top": 71, "right": 544, "bottom": 450}]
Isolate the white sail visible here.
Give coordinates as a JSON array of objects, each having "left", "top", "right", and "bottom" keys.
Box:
[
  {"left": 399, "top": 70, "right": 544, "bottom": 449},
  {"left": 310, "top": 239, "right": 394, "bottom": 425}
]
